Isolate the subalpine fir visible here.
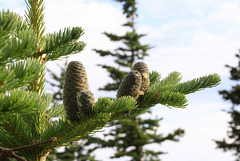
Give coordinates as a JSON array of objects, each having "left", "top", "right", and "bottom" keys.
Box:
[
  {"left": 215, "top": 53, "right": 240, "bottom": 160},
  {"left": 93, "top": 0, "right": 218, "bottom": 161}
]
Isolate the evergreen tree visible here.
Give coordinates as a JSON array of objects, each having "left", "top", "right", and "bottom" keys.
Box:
[
  {"left": 215, "top": 53, "right": 240, "bottom": 161},
  {"left": 93, "top": 0, "right": 150, "bottom": 91},
  {"left": 92, "top": 0, "right": 187, "bottom": 160},
  {"left": 47, "top": 60, "right": 68, "bottom": 105},
  {"left": 0, "top": 0, "right": 220, "bottom": 161}
]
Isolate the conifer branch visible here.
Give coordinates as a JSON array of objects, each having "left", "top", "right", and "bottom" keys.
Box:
[
  {"left": 43, "top": 27, "right": 86, "bottom": 61},
  {"left": 0, "top": 138, "right": 57, "bottom": 161},
  {"left": 0, "top": 10, "right": 19, "bottom": 52},
  {"left": 157, "top": 73, "right": 221, "bottom": 95},
  {"left": 0, "top": 89, "right": 45, "bottom": 121},
  {"left": 0, "top": 146, "right": 26, "bottom": 161},
  {"left": 1, "top": 30, "right": 38, "bottom": 63},
  {"left": 25, "top": 0, "right": 45, "bottom": 41},
  {"left": 0, "top": 58, "right": 44, "bottom": 93},
  {"left": 0, "top": 11, "right": 38, "bottom": 64},
  {"left": 11, "top": 137, "right": 57, "bottom": 151},
  {"left": 159, "top": 71, "right": 182, "bottom": 86},
  {"left": 45, "top": 104, "right": 65, "bottom": 118},
  {"left": 149, "top": 71, "right": 161, "bottom": 85}
]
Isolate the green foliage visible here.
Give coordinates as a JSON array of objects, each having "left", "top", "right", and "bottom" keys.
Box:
[
  {"left": 45, "top": 104, "right": 65, "bottom": 118},
  {"left": 138, "top": 72, "right": 221, "bottom": 109},
  {"left": 25, "top": 0, "right": 45, "bottom": 40},
  {"left": 0, "top": 89, "right": 45, "bottom": 122},
  {"left": 0, "top": 10, "right": 38, "bottom": 64},
  {"left": 115, "top": 0, "right": 137, "bottom": 18},
  {"left": 0, "top": 58, "right": 44, "bottom": 93},
  {"left": 43, "top": 27, "right": 86, "bottom": 61}
]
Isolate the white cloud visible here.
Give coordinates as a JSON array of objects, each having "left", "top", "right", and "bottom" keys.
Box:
[
  {"left": 137, "top": 1, "right": 240, "bottom": 81},
  {"left": 208, "top": 2, "right": 240, "bottom": 22}
]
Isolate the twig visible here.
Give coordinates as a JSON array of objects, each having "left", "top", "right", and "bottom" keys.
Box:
[
  {"left": 0, "top": 137, "right": 57, "bottom": 161},
  {"left": 0, "top": 146, "right": 26, "bottom": 161},
  {"left": 11, "top": 137, "right": 57, "bottom": 151}
]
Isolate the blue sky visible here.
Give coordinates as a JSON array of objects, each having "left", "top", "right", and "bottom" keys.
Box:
[{"left": 1, "top": 0, "right": 240, "bottom": 160}]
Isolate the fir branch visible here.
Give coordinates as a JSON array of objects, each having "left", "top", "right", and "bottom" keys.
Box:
[
  {"left": 140, "top": 87, "right": 188, "bottom": 109},
  {"left": 137, "top": 72, "right": 221, "bottom": 109},
  {"left": 43, "top": 27, "right": 86, "bottom": 61},
  {"left": 41, "top": 116, "right": 107, "bottom": 147},
  {"left": 157, "top": 73, "right": 221, "bottom": 95},
  {"left": 0, "top": 138, "right": 57, "bottom": 161},
  {"left": 93, "top": 49, "right": 115, "bottom": 57},
  {"left": 1, "top": 29, "right": 38, "bottom": 63},
  {"left": 45, "top": 104, "right": 65, "bottom": 118},
  {"left": 0, "top": 58, "right": 44, "bottom": 93},
  {"left": 106, "top": 96, "right": 137, "bottom": 113},
  {"left": 104, "top": 32, "right": 123, "bottom": 41},
  {"left": 11, "top": 137, "right": 57, "bottom": 151},
  {"left": 149, "top": 71, "right": 161, "bottom": 86},
  {"left": 0, "top": 10, "right": 37, "bottom": 63},
  {"left": 0, "top": 146, "right": 26, "bottom": 161},
  {"left": 159, "top": 71, "right": 182, "bottom": 86},
  {"left": 25, "top": 0, "right": 45, "bottom": 41},
  {"left": 0, "top": 10, "right": 18, "bottom": 51},
  {"left": 174, "top": 73, "right": 221, "bottom": 94},
  {"left": 0, "top": 89, "right": 45, "bottom": 120},
  {"left": 94, "top": 97, "right": 114, "bottom": 113}
]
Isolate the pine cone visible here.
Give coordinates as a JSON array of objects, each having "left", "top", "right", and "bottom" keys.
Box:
[
  {"left": 63, "top": 61, "right": 89, "bottom": 121},
  {"left": 77, "top": 91, "right": 95, "bottom": 115},
  {"left": 132, "top": 62, "right": 150, "bottom": 93},
  {"left": 117, "top": 70, "right": 142, "bottom": 99}
]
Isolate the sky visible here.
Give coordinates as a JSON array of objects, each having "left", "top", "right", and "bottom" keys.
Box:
[{"left": 1, "top": 0, "right": 240, "bottom": 160}]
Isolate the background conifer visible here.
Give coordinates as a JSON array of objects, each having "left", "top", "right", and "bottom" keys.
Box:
[
  {"left": 215, "top": 53, "right": 240, "bottom": 161},
  {"left": 93, "top": 0, "right": 184, "bottom": 160}
]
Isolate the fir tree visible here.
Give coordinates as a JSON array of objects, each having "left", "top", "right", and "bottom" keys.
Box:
[
  {"left": 93, "top": 0, "right": 151, "bottom": 91},
  {"left": 0, "top": 0, "right": 220, "bottom": 161},
  {"left": 215, "top": 53, "right": 240, "bottom": 161},
  {"left": 47, "top": 60, "right": 68, "bottom": 105},
  {"left": 92, "top": 0, "right": 189, "bottom": 160}
]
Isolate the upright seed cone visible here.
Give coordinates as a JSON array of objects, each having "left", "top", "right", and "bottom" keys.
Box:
[
  {"left": 77, "top": 91, "right": 95, "bottom": 115},
  {"left": 132, "top": 62, "right": 150, "bottom": 93},
  {"left": 63, "top": 61, "right": 89, "bottom": 121},
  {"left": 117, "top": 70, "right": 142, "bottom": 99}
]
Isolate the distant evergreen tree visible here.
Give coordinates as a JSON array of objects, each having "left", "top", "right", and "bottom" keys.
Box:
[
  {"left": 94, "top": 0, "right": 150, "bottom": 91},
  {"left": 94, "top": 0, "right": 184, "bottom": 160},
  {"left": 215, "top": 53, "right": 240, "bottom": 161},
  {"left": 47, "top": 60, "right": 68, "bottom": 105},
  {"left": 47, "top": 141, "right": 97, "bottom": 161}
]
